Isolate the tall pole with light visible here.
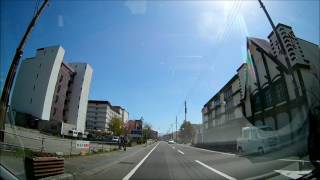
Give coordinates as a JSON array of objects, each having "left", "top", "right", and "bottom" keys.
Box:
[{"left": 0, "top": 0, "right": 49, "bottom": 142}]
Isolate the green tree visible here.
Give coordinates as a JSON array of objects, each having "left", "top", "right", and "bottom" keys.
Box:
[
  {"left": 179, "top": 121, "right": 194, "bottom": 143},
  {"left": 142, "top": 123, "right": 152, "bottom": 142},
  {"left": 108, "top": 117, "right": 124, "bottom": 136}
]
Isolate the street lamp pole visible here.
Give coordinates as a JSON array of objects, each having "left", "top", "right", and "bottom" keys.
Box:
[{"left": 0, "top": 0, "right": 49, "bottom": 142}]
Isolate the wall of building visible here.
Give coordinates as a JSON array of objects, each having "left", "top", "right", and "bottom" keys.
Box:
[
  {"left": 67, "top": 63, "right": 93, "bottom": 133},
  {"left": 86, "top": 101, "right": 127, "bottom": 133},
  {"left": 50, "top": 62, "right": 74, "bottom": 122},
  {"left": 86, "top": 102, "right": 109, "bottom": 131},
  {"left": 202, "top": 75, "right": 247, "bottom": 144},
  {"left": 12, "top": 46, "right": 65, "bottom": 120}
]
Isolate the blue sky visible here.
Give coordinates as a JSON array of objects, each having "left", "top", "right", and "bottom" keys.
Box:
[{"left": 1, "top": 0, "right": 319, "bottom": 134}]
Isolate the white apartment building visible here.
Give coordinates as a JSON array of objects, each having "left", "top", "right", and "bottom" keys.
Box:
[
  {"left": 11, "top": 46, "right": 93, "bottom": 135},
  {"left": 12, "top": 46, "right": 65, "bottom": 121},
  {"left": 86, "top": 100, "right": 129, "bottom": 132}
]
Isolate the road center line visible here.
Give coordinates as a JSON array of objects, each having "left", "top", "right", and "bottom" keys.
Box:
[
  {"left": 177, "top": 149, "right": 184, "bottom": 155},
  {"left": 122, "top": 143, "right": 159, "bottom": 180},
  {"left": 195, "top": 160, "right": 237, "bottom": 180}
]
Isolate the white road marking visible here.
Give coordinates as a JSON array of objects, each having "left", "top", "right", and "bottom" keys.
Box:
[
  {"left": 122, "top": 142, "right": 159, "bottom": 180},
  {"left": 177, "top": 149, "right": 184, "bottom": 155},
  {"left": 279, "top": 158, "right": 320, "bottom": 163},
  {"left": 274, "top": 170, "right": 311, "bottom": 179},
  {"left": 195, "top": 160, "right": 237, "bottom": 180},
  {"left": 179, "top": 144, "right": 236, "bottom": 156},
  {"left": 172, "top": 146, "right": 175, "bottom": 149}
]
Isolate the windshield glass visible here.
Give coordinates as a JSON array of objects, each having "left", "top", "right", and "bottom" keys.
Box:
[{"left": 1, "top": 0, "right": 319, "bottom": 180}]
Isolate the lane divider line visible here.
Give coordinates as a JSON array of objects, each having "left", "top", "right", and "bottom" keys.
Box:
[
  {"left": 180, "top": 144, "right": 235, "bottom": 156},
  {"left": 122, "top": 143, "right": 160, "bottom": 180},
  {"left": 279, "top": 159, "right": 320, "bottom": 163},
  {"left": 177, "top": 149, "right": 184, "bottom": 155},
  {"left": 195, "top": 160, "right": 237, "bottom": 180}
]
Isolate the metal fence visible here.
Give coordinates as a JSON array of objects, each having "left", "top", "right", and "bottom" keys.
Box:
[{"left": 1, "top": 127, "right": 118, "bottom": 156}]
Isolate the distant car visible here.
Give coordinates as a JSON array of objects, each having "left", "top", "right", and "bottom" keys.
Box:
[
  {"left": 168, "top": 140, "right": 175, "bottom": 144},
  {"left": 112, "top": 136, "right": 119, "bottom": 143}
]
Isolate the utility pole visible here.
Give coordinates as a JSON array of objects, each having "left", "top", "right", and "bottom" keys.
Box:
[
  {"left": 171, "top": 124, "right": 173, "bottom": 140},
  {"left": 0, "top": 0, "right": 49, "bottom": 142},
  {"left": 175, "top": 116, "right": 177, "bottom": 142},
  {"left": 184, "top": 100, "right": 187, "bottom": 123},
  {"left": 257, "top": 0, "right": 299, "bottom": 97},
  {"left": 257, "top": 0, "right": 298, "bottom": 143}
]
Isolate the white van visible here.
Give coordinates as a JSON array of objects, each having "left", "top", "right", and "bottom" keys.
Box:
[
  {"left": 237, "top": 126, "right": 279, "bottom": 154},
  {"left": 70, "top": 130, "right": 80, "bottom": 137}
]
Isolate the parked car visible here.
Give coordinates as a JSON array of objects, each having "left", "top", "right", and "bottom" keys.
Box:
[
  {"left": 112, "top": 136, "right": 119, "bottom": 143},
  {"left": 237, "top": 126, "right": 279, "bottom": 154},
  {"left": 168, "top": 139, "right": 175, "bottom": 144}
]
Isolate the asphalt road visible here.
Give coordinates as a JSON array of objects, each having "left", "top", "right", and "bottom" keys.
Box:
[{"left": 88, "top": 141, "right": 312, "bottom": 180}]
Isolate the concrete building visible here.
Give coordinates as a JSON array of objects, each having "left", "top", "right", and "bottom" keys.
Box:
[
  {"left": 200, "top": 23, "right": 319, "bottom": 150},
  {"left": 86, "top": 100, "right": 128, "bottom": 133},
  {"left": 201, "top": 74, "right": 247, "bottom": 144},
  {"left": 11, "top": 46, "right": 93, "bottom": 135},
  {"left": 113, "top": 106, "right": 129, "bottom": 122},
  {"left": 125, "top": 119, "right": 143, "bottom": 139},
  {"left": 150, "top": 129, "right": 158, "bottom": 140},
  {"left": 238, "top": 23, "right": 320, "bottom": 143},
  {"left": 50, "top": 62, "right": 75, "bottom": 123}
]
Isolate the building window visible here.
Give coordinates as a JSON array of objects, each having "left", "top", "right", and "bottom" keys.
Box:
[
  {"left": 30, "top": 98, "right": 32, "bottom": 104},
  {"left": 224, "top": 87, "right": 232, "bottom": 100},
  {"left": 55, "top": 95, "right": 59, "bottom": 103},
  {"left": 252, "top": 94, "right": 262, "bottom": 112},
  {"left": 57, "top": 85, "right": 61, "bottom": 93},
  {"left": 215, "top": 106, "right": 221, "bottom": 115},
  {"left": 59, "top": 75, "right": 63, "bottom": 82},
  {"left": 273, "top": 79, "right": 287, "bottom": 103},
  {"left": 33, "top": 85, "right": 36, "bottom": 91},
  {"left": 225, "top": 98, "right": 233, "bottom": 111},
  {"left": 36, "top": 73, "right": 39, "bottom": 78},
  {"left": 39, "top": 63, "right": 42, "bottom": 68},
  {"left": 214, "top": 98, "right": 220, "bottom": 108},
  {"left": 264, "top": 88, "right": 272, "bottom": 108}
]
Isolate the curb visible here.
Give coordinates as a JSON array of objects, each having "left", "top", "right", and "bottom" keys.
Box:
[{"left": 39, "top": 173, "right": 75, "bottom": 180}]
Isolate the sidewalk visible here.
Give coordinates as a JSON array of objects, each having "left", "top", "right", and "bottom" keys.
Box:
[{"left": 64, "top": 143, "right": 153, "bottom": 178}]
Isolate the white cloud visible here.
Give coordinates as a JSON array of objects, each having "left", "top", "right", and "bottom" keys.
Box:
[{"left": 124, "top": 0, "right": 147, "bottom": 15}]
